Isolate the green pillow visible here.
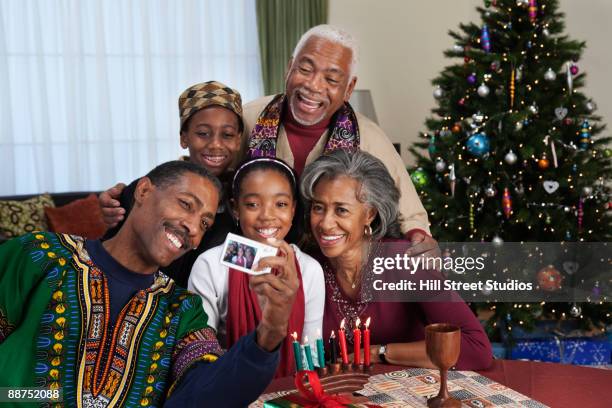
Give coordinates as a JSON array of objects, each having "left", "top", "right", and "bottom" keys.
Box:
[{"left": 0, "top": 194, "right": 55, "bottom": 238}]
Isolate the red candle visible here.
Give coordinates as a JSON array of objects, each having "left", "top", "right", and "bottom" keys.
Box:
[
  {"left": 338, "top": 319, "right": 349, "bottom": 365},
  {"left": 353, "top": 318, "right": 361, "bottom": 365},
  {"left": 364, "top": 317, "right": 371, "bottom": 366}
]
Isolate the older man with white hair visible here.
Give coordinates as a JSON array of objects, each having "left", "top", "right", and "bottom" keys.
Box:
[{"left": 243, "top": 24, "right": 437, "bottom": 254}]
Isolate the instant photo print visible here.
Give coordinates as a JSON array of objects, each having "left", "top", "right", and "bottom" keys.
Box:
[{"left": 220, "top": 233, "right": 278, "bottom": 275}]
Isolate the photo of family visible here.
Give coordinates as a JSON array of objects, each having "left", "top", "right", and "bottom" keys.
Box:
[{"left": 222, "top": 240, "right": 256, "bottom": 269}]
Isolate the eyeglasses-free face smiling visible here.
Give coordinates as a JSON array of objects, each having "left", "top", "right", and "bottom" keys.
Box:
[
  {"left": 310, "top": 175, "right": 376, "bottom": 260},
  {"left": 133, "top": 172, "right": 219, "bottom": 271},
  {"left": 180, "top": 106, "right": 241, "bottom": 176},
  {"left": 233, "top": 169, "right": 296, "bottom": 244},
  {"left": 285, "top": 36, "right": 356, "bottom": 126}
]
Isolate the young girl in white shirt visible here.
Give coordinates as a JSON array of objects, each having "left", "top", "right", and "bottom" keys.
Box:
[{"left": 188, "top": 157, "right": 324, "bottom": 377}]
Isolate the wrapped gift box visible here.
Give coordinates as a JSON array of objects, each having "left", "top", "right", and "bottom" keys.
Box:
[{"left": 509, "top": 337, "right": 611, "bottom": 365}]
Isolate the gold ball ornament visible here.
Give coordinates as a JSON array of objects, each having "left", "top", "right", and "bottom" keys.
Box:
[{"left": 538, "top": 156, "right": 550, "bottom": 169}]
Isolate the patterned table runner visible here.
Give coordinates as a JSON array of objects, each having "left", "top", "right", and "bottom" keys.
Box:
[{"left": 251, "top": 368, "right": 549, "bottom": 407}]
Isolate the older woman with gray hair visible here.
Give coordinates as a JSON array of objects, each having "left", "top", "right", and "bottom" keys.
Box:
[{"left": 301, "top": 150, "right": 492, "bottom": 370}]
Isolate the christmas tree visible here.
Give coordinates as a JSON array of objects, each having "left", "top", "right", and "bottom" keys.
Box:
[{"left": 409, "top": 0, "right": 611, "bottom": 340}]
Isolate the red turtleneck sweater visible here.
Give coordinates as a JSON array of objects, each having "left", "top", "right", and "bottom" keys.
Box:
[{"left": 283, "top": 105, "right": 331, "bottom": 176}]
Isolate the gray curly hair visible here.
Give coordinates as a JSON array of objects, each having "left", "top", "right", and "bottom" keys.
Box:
[{"left": 300, "top": 150, "right": 402, "bottom": 240}]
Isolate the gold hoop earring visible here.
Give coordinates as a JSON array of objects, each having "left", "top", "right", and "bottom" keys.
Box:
[{"left": 364, "top": 224, "right": 373, "bottom": 237}]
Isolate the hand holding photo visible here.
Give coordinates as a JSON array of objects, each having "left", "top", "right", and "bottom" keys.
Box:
[{"left": 220, "top": 233, "right": 278, "bottom": 275}]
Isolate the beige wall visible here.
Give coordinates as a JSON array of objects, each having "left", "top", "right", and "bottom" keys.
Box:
[{"left": 329, "top": 0, "right": 612, "bottom": 164}]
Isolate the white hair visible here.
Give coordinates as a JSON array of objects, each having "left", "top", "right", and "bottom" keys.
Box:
[{"left": 292, "top": 24, "right": 359, "bottom": 79}]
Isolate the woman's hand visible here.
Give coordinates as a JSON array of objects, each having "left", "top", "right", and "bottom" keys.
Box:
[{"left": 347, "top": 344, "right": 383, "bottom": 364}]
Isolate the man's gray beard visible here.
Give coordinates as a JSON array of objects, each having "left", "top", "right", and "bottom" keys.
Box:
[{"left": 288, "top": 94, "right": 327, "bottom": 127}]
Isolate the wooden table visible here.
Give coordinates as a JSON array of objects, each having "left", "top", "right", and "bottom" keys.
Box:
[{"left": 263, "top": 360, "right": 612, "bottom": 408}]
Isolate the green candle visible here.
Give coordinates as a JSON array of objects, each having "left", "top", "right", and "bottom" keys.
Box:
[
  {"left": 291, "top": 332, "right": 303, "bottom": 371},
  {"left": 303, "top": 336, "right": 314, "bottom": 370},
  {"left": 316, "top": 330, "right": 325, "bottom": 368}
]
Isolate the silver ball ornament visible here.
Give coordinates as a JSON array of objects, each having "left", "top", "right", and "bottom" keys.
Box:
[
  {"left": 435, "top": 159, "right": 447, "bottom": 172},
  {"left": 477, "top": 83, "right": 490, "bottom": 97},
  {"left": 453, "top": 44, "right": 464, "bottom": 52},
  {"left": 505, "top": 150, "right": 518, "bottom": 165},
  {"left": 582, "top": 186, "right": 593, "bottom": 196},
  {"left": 544, "top": 68, "right": 556, "bottom": 82},
  {"left": 433, "top": 86, "right": 444, "bottom": 99},
  {"left": 492, "top": 235, "right": 504, "bottom": 247},
  {"left": 586, "top": 101, "right": 597, "bottom": 112},
  {"left": 570, "top": 304, "right": 582, "bottom": 317}
]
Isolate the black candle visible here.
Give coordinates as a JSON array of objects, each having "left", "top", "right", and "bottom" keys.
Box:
[{"left": 329, "top": 330, "right": 338, "bottom": 363}]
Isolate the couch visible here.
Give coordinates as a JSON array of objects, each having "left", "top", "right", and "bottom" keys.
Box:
[{"left": 0, "top": 191, "right": 105, "bottom": 244}]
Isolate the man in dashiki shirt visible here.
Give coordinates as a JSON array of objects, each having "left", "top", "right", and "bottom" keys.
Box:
[{"left": 0, "top": 161, "right": 297, "bottom": 407}]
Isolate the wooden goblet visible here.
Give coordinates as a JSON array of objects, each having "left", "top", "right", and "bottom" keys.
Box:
[{"left": 425, "top": 323, "right": 461, "bottom": 408}]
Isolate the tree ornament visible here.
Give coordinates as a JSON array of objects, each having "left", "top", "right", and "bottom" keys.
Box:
[
  {"left": 528, "top": 0, "right": 538, "bottom": 23},
  {"left": 570, "top": 303, "right": 582, "bottom": 318},
  {"left": 452, "top": 123, "right": 462, "bottom": 133},
  {"left": 502, "top": 187, "right": 512, "bottom": 218},
  {"left": 510, "top": 68, "right": 516, "bottom": 108},
  {"left": 592, "top": 281, "right": 601, "bottom": 298},
  {"left": 453, "top": 44, "right": 464, "bottom": 53},
  {"left": 545, "top": 214, "right": 552, "bottom": 224},
  {"left": 504, "top": 150, "right": 518, "bottom": 165},
  {"left": 469, "top": 202, "right": 475, "bottom": 231},
  {"left": 578, "top": 197, "right": 584, "bottom": 231},
  {"left": 472, "top": 112, "right": 485, "bottom": 124},
  {"left": 537, "top": 265, "right": 563, "bottom": 292},
  {"left": 585, "top": 100, "right": 596, "bottom": 112},
  {"left": 543, "top": 180, "right": 559, "bottom": 194},
  {"left": 467, "top": 73, "right": 477, "bottom": 84},
  {"left": 538, "top": 154, "right": 550, "bottom": 169},
  {"left": 458, "top": 98, "right": 466, "bottom": 106},
  {"left": 554, "top": 107, "right": 568, "bottom": 121},
  {"left": 477, "top": 83, "right": 490, "bottom": 97},
  {"left": 515, "top": 65, "right": 524, "bottom": 82},
  {"left": 566, "top": 62, "right": 573, "bottom": 94},
  {"left": 604, "top": 148, "right": 612, "bottom": 158},
  {"left": 466, "top": 133, "right": 490, "bottom": 157},
  {"left": 492, "top": 235, "right": 504, "bottom": 246},
  {"left": 515, "top": 183, "right": 525, "bottom": 195},
  {"left": 515, "top": 121, "right": 523, "bottom": 131},
  {"left": 481, "top": 25, "right": 491, "bottom": 53},
  {"left": 485, "top": 184, "right": 497, "bottom": 197},
  {"left": 562, "top": 261, "right": 578, "bottom": 275},
  {"left": 542, "top": 28, "right": 550, "bottom": 37},
  {"left": 543, "top": 136, "right": 559, "bottom": 168},
  {"left": 490, "top": 60, "right": 501, "bottom": 71},
  {"left": 516, "top": 0, "right": 529, "bottom": 7},
  {"left": 570, "top": 63, "right": 579, "bottom": 75},
  {"left": 449, "top": 164, "right": 456, "bottom": 197},
  {"left": 428, "top": 136, "right": 437, "bottom": 157},
  {"left": 578, "top": 120, "right": 591, "bottom": 150},
  {"left": 435, "top": 159, "right": 447, "bottom": 172},
  {"left": 544, "top": 68, "right": 556, "bottom": 81},
  {"left": 433, "top": 86, "right": 444, "bottom": 99},
  {"left": 563, "top": 117, "right": 574, "bottom": 126},
  {"left": 582, "top": 186, "right": 593, "bottom": 196},
  {"left": 440, "top": 129, "right": 452, "bottom": 138},
  {"left": 528, "top": 103, "right": 539, "bottom": 115},
  {"left": 411, "top": 168, "right": 429, "bottom": 188}
]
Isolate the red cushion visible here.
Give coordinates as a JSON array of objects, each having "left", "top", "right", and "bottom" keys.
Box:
[{"left": 45, "top": 194, "right": 107, "bottom": 239}]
